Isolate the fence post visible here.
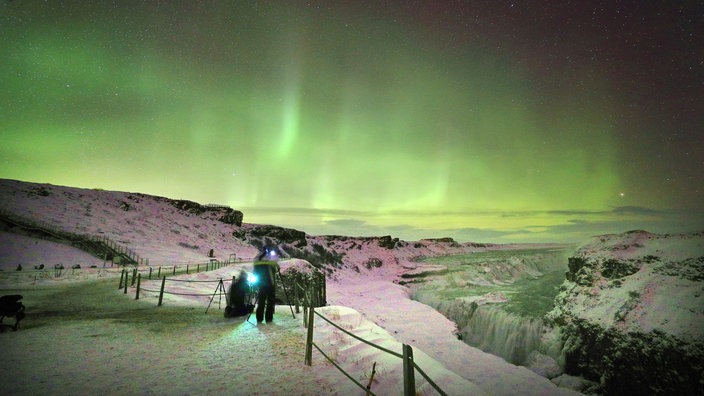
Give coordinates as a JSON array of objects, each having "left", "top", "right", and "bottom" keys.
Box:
[
  {"left": 119, "top": 269, "right": 125, "bottom": 289},
  {"left": 135, "top": 274, "right": 141, "bottom": 300},
  {"left": 157, "top": 266, "right": 161, "bottom": 278},
  {"left": 173, "top": 265, "right": 176, "bottom": 275},
  {"left": 402, "top": 344, "right": 415, "bottom": 396},
  {"left": 305, "top": 307, "right": 315, "bottom": 366},
  {"left": 317, "top": 275, "right": 323, "bottom": 307},
  {"left": 149, "top": 267, "right": 153, "bottom": 280},
  {"left": 322, "top": 273, "right": 326, "bottom": 305},
  {"left": 131, "top": 268, "right": 137, "bottom": 285},
  {"left": 123, "top": 271, "right": 129, "bottom": 294},
  {"left": 186, "top": 264, "right": 189, "bottom": 274},
  {"left": 197, "top": 263, "right": 200, "bottom": 273},
  {"left": 158, "top": 276, "right": 166, "bottom": 306},
  {"left": 294, "top": 280, "right": 300, "bottom": 314}
]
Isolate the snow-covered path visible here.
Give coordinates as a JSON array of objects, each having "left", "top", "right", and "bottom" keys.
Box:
[{"left": 0, "top": 279, "right": 336, "bottom": 395}]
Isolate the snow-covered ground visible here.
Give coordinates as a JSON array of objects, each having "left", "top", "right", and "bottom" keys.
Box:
[
  {"left": 0, "top": 260, "right": 581, "bottom": 395},
  {"left": 0, "top": 179, "right": 584, "bottom": 395}
]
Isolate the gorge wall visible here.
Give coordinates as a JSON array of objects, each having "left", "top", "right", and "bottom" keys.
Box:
[{"left": 546, "top": 230, "right": 704, "bottom": 395}]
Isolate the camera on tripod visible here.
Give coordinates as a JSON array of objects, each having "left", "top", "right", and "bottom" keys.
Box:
[{"left": 224, "top": 269, "right": 257, "bottom": 318}]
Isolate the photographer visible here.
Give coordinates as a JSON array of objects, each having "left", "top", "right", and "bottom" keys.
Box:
[{"left": 253, "top": 247, "right": 280, "bottom": 323}]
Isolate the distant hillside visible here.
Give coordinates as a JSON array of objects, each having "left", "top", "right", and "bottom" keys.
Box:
[{"left": 0, "top": 179, "right": 521, "bottom": 274}]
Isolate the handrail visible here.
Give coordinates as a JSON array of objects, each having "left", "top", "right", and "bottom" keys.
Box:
[
  {"left": 311, "top": 341, "right": 377, "bottom": 396},
  {"left": 313, "top": 310, "right": 403, "bottom": 359},
  {"left": 306, "top": 306, "right": 447, "bottom": 396}
]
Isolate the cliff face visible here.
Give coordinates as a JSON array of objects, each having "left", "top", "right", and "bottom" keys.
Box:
[{"left": 546, "top": 230, "right": 704, "bottom": 395}]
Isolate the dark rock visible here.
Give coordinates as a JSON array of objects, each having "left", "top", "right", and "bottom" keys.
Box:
[
  {"left": 365, "top": 257, "right": 383, "bottom": 269},
  {"left": 171, "top": 199, "right": 206, "bottom": 214},
  {"left": 232, "top": 230, "right": 246, "bottom": 240},
  {"left": 567, "top": 257, "right": 588, "bottom": 276},
  {"left": 423, "top": 237, "right": 455, "bottom": 243},
  {"left": 279, "top": 243, "right": 344, "bottom": 268},
  {"left": 378, "top": 235, "right": 398, "bottom": 249},
  {"left": 247, "top": 225, "right": 307, "bottom": 247},
  {"left": 601, "top": 258, "right": 640, "bottom": 279},
  {"left": 562, "top": 320, "right": 703, "bottom": 395},
  {"left": 218, "top": 210, "right": 243, "bottom": 226}
]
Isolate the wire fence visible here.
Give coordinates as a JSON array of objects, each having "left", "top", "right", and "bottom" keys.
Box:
[
  {"left": 304, "top": 306, "right": 447, "bottom": 396},
  {"left": 122, "top": 261, "right": 327, "bottom": 316},
  {"left": 120, "top": 270, "right": 233, "bottom": 313},
  {"left": 117, "top": 258, "right": 237, "bottom": 287},
  {"left": 0, "top": 265, "right": 125, "bottom": 287}
]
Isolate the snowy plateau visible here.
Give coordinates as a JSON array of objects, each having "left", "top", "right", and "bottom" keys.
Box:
[{"left": 0, "top": 179, "right": 702, "bottom": 395}]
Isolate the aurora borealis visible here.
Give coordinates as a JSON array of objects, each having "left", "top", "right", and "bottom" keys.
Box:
[{"left": 1, "top": 1, "right": 702, "bottom": 243}]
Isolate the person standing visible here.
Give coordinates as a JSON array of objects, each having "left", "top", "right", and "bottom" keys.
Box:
[{"left": 253, "top": 247, "right": 280, "bottom": 323}]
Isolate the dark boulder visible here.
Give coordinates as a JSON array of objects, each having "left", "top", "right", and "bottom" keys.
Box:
[{"left": 219, "top": 210, "right": 243, "bottom": 226}]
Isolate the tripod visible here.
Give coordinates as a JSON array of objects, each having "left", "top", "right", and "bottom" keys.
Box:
[
  {"left": 246, "top": 285, "right": 260, "bottom": 324},
  {"left": 277, "top": 268, "right": 296, "bottom": 319},
  {"left": 205, "top": 278, "right": 226, "bottom": 314}
]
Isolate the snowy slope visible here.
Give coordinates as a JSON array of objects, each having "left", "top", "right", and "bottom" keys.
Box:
[{"left": 0, "top": 178, "right": 256, "bottom": 266}]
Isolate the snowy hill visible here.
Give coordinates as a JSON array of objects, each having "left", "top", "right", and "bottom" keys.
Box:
[
  {"left": 0, "top": 178, "right": 522, "bottom": 273},
  {"left": 0, "top": 178, "right": 581, "bottom": 395},
  {"left": 0, "top": 178, "right": 255, "bottom": 267},
  {"left": 546, "top": 230, "right": 704, "bottom": 395}
]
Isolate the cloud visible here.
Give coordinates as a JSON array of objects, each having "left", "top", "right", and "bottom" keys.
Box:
[
  {"left": 241, "top": 204, "right": 702, "bottom": 245},
  {"left": 610, "top": 206, "right": 662, "bottom": 216},
  {"left": 446, "top": 227, "right": 533, "bottom": 242},
  {"left": 241, "top": 206, "right": 376, "bottom": 218},
  {"left": 548, "top": 206, "right": 665, "bottom": 217}
]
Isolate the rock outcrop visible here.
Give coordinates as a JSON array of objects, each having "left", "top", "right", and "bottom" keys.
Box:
[
  {"left": 243, "top": 225, "right": 308, "bottom": 247},
  {"left": 546, "top": 230, "right": 704, "bottom": 395}
]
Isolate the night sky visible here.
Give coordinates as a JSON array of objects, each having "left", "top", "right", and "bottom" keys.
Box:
[{"left": 1, "top": 1, "right": 702, "bottom": 243}]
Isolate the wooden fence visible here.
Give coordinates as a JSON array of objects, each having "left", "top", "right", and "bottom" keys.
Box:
[
  {"left": 117, "top": 259, "right": 234, "bottom": 290},
  {"left": 122, "top": 260, "right": 325, "bottom": 315},
  {"left": 303, "top": 306, "right": 447, "bottom": 396}
]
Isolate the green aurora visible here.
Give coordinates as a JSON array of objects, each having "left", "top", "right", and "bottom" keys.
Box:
[{"left": 1, "top": 1, "right": 702, "bottom": 242}]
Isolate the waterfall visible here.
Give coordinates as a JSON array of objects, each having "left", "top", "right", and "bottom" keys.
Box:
[
  {"left": 460, "top": 305, "right": 544, "bottom": 365},
  {"left": 410, "top": 248, "right": 570, "bottom": 366},
  {"left": 416, "top": 294, "right": 550, "bottom": 366}
]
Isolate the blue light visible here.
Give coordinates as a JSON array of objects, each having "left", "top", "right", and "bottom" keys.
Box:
[{"left": 247, "top": 273, "right": 258, "bottom": 285}]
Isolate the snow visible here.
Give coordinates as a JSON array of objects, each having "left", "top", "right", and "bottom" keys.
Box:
[
  {"left": 0, "top": 179, "right": 584, "bottom": 395},
  {"left": 553, "top": 230, "right": 704, "bottom": 342},
  {"left": 0, "top": 231, "right": 104, "bottom": 270}
]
